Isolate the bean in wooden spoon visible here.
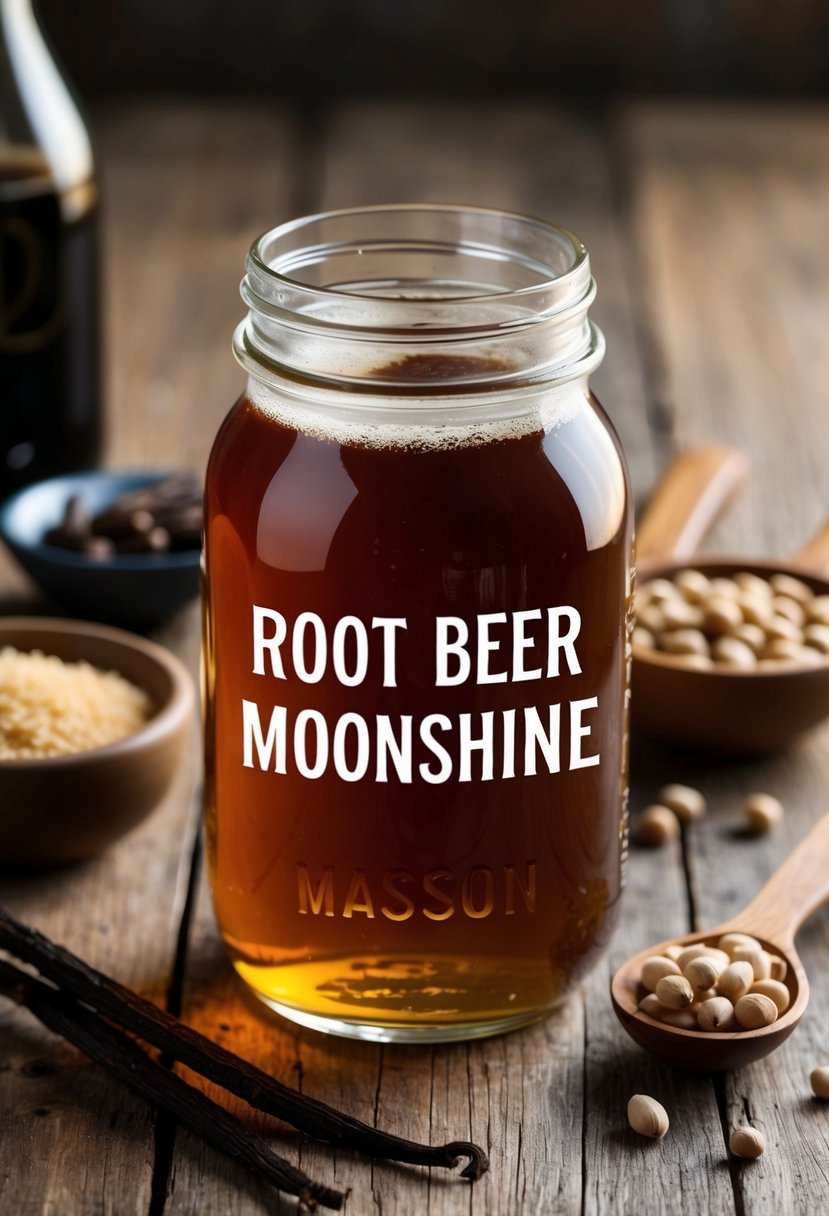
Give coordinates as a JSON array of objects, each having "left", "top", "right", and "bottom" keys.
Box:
[{"left": 610, "top": 814, "right": 829, "bottom": 1071}]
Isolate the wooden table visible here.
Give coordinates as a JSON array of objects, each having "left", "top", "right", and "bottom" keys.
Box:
[{"left": 2, "top": 98, "right": 829, "bottom": 1216}]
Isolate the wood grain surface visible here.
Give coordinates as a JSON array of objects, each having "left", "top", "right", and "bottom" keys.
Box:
[{"left": 1, "top": 99, "right": 828, "bottom": 1216}]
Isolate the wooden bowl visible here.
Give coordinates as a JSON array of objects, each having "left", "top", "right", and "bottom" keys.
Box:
[
  {"left": 0, "top": 617, "right": 195, "bottom": 867},
  {"left": 631, "top": 446, "right": 829, "bottom": 754},
  {"left": 633, "top": 558, "right": 829, "bottom": 754}
]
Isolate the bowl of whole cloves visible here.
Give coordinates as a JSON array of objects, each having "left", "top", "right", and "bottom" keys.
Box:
[{"left": 0, "top": 470, "right": 202, "bottom": 626}]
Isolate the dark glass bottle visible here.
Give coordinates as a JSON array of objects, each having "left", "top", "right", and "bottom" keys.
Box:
[{"left": 0, "top": 0, "right": 101, "bottom": 496}]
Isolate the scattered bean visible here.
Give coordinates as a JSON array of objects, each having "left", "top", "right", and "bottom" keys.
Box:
[
  {"left": 658, "top": 783, "right": 706, "bottom": 823},
  {"left": 730, "top": 1127, "right": 765, "bottom": 1159},
  {"left": 627, "top": 1094, "right": 669, "bottom": 1139},
  {"left": 632, "top": 626, "right": 655, "bottom": 650},
  {"left": 810, "top": 1066, "right": 829, "bottom": 1099},
  {"left": 637, "top": 805, "right": 680, "bottom": 846},
  {"left": 743, "top": 792, "right": 783, "bottom": 835}
]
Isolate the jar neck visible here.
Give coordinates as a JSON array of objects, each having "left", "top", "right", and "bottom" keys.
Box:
[{"left": 234, "top": 205, "right": 604, "bottom": 404}]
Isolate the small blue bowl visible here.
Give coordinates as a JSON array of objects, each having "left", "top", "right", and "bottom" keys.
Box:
[{"left": 0, "top": 471, "right": 201, "bottom": 627}]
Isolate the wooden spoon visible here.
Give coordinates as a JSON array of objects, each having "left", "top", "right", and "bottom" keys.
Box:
[
  {"left": 611, "top": 813, "right": 829, "bottom": 1071},
  {"left": 633, "top": 447, "right": 829, "bottom": 753}
]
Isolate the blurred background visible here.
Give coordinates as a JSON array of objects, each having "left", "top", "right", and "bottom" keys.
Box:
[
  {"left": 2, "top": 0, "right": 828, "bottom": 553},
  {"left": 37, "top": 0, "right": 829, "bottom": 99}
]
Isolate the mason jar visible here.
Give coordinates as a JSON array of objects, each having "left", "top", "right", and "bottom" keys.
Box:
[{"left": 202, "top": 204, "right": 632, "bottom": 1042}]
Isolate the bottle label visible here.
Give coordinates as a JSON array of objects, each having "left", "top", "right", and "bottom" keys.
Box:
[{"left": 0, "top": 188, "right": 62, "bottom": 354}]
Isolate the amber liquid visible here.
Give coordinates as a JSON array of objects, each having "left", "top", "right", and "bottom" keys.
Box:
[
  {"left": 203, "top": 372, "right": 630, "bottom": 1040},
  {"left": 0, "top": 152, "right": 101, "bottom": 496}
]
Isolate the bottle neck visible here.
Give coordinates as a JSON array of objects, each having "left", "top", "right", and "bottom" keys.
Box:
[{"left": 1, "top": 0, "right": 94, "bottom": 211}]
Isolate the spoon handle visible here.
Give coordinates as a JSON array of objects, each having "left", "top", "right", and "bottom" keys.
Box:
[
  {"left": 729, "top": 813, "right": 829, "bottom": 949},
  {"left": 790, "top": 520, "right": 829, "bottom": 577},
  {"left": 636, "top": 446, "right": 748, "bottom": 564}
]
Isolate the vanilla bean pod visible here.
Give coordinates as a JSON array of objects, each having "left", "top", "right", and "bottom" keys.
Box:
[
  {"left": 0, "top": 959, "right": 344, "bottom": 1212},
  {"left": 0, "top": 908, "right": 488, "bottom": 1180}
]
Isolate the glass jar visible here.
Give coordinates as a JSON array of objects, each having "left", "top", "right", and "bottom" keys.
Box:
[{"left": 203, "top": 204, "right": 632, "bottom": 1043}]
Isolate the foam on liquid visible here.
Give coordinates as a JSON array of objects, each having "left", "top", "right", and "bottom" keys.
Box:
[{"left": 246, "top": 372, "right": 585, "bottom": 453}]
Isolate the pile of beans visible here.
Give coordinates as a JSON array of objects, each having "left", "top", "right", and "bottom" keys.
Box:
[
  {"left": 634, "top": 569, "right": 829, "bottom": 669},
  {"left": 636, "top": 932, "right": 789, "bottom": 1033}
]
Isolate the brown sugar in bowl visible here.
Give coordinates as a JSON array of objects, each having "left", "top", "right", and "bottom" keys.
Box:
[{"left": 0, "top": 617, "right": 195, "bottom": 867}]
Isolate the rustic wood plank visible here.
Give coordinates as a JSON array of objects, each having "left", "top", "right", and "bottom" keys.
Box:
[
  {"left": 111, "top": 105, "right": 310, "bottom": 1215},
  {"left": 624, "top": 101, "right": 829, "bottom": 1215},
  {"left": 163, "top": 881, "right": 305, "bottom": 1216},
  {"left": 0, "top": 754, "right": 200, "bottom": 1216},
  {"left": 97, "top": 99, "right": 301, "bottom": 476},
  {"left": 622, "top": 102, "right": 829, "bottom": 553}
]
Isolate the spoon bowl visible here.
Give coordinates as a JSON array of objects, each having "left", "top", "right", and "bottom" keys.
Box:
[
  {"left": 611, "top": 814, "right": 829, "bottom": 1071},
  {"left": 611, "top": 929, "right": 807, "bottom": 1072}
]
